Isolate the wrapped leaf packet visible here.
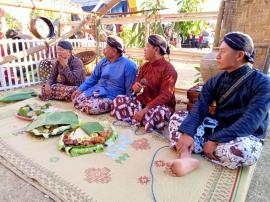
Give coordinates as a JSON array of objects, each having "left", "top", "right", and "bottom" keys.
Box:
[
  {"left": 58, "top": 122, "right": 118, "bottom": 157},
  {"left": 26, "top": 111, "right": 79, "bottom": 138},
  {"left": 17, "top": 103, "right": 53, "bottom": 120}
]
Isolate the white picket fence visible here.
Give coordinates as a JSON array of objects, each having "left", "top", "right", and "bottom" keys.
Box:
[{"left": 0, "top": 39, "right": 100, "bottom": 91}]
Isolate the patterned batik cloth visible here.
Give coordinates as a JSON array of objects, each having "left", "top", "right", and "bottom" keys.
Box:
[
  {"left": 111, "top": 95, "right": 172, "bottom": 132},
  {"left": 168, "top": 111, "right": 263, "bottom": 169},
  {"left": 74, "top": 93, "right": 112, "bottom": 115},
  {"left": 39, "top": 83, "right": 78, "bottom": 101}
]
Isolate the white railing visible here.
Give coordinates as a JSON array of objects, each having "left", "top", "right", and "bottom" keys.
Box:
[{"left": 0, "top": 39, "right": 100, "bottom": 91}]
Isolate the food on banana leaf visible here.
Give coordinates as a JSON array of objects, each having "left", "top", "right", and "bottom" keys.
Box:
[
  {"left": 26, "top": 111, "right": 79, "bottom": 138},
  {"left": 16, "top": 103, "right": 53, "bottom": 120},
  {"left": 30, "top": 125, "right": 72, "bottom": 139},
  {"left": 58, "top": 122, "right": 118, "bottom": 157}
]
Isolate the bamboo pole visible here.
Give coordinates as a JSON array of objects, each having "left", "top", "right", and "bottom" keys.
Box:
[
  {"left": 144, "top": 14, "right": 150, "bottom": 45},
  {"left": 0, "top": 18, "right": 90, "bottom": 65},
  {"left": 0, "top": 0, "right": 90, "bottom": 16},
  {"left": 213, "top": 0, "right": 225, "bottom": 47},
  {"left": 61, "top": 12, "right": 218, "bottom": 27},
  {"left": 100, "top": 11, "right": 218, "bottom": 24}
]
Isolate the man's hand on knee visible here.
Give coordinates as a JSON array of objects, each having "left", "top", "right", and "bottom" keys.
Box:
[
  {"left": 44, "top": 84, "right": 52, "bottom": 96},
  {"left": 71, "top": 89, "right": 82, "bottom": 101},
  {"left": 176, "top": 134, "right": 194, "bottom": 157},
  {"left": 203, "top": 140, "right": 219, "bottom": 160}
]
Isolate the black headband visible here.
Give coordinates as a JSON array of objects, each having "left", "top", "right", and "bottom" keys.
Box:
[
  {"left": 148, "top": 34, "right": 170, "bottom": 55},
  {"left": 107, "top": 36, "right": 124, "bottom": 53},
  {"left": 58, "top": 40, "right": 73, "bottom": 50},
  {"left": 224, "top": 32, "right": 255, "bottom": 64}
]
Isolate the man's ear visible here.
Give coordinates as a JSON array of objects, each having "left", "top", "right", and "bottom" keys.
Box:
[
  {"left": 112, "top": 48, "right": 118, "bottom": 56},
  {"left": 154, "top": 46, "right": 160, "bottom": 53},
  {"left": 237, "top": 51, "right": 245, "bottom": 62}
]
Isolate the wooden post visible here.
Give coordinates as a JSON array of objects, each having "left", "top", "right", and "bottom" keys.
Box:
[
  {"left": 58, "top": 4, "right": 64, "bottom": 38},
  {"left": 95, "top": 17, "right": 101, "bottom": 57},
  {"left": 58, "top": 21, "right": 62, "bottom": 38},
  {"left": 263, "top": 46, "right": 270, "bottom": 74},
  {"left": 213, "top": 0, "right": 225, "bottom": 48},
  {"left": 144, "top": 13, "right": 150, "bottom": 46}
]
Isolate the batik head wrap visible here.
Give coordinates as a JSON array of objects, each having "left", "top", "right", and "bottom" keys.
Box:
[
  {"left": 57, "top": 40, "right": 73, "bottom": 50},
  {"left": 107, "top": 35, "right": 124, "bottom": 53},
  {"left": 148, "top": 34, "right": 170, "bottom": 55},
  {"left": 223, "top": 32, "right": 255, "bottom": 63}
]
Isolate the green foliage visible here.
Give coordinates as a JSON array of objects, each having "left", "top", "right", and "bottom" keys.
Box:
[
  {"left": 120, "top": 25, "right": 139, "bottom": 47},
  {"left": 30, "top": 10, "right": 42, "bottom": 18},
  {"left": 4, "top": 12, "right": 21, "bottom": 30},
  {"left": 120, "top": 0, "right": 166, "bottom": 48},
  {"left": 120, "top": 0, "right": 208, "bottom": 48},
  {"left": 141, "top": 0, "right": 165, "bottom": 34},
  {"left": 193, "top": 65, "right": 202, "bottom": 83},
  {"left": 174, "top": 0, "right": 207, "bottom": 40},
  {"left": 30, "top": 10, "right": 59, "bottom": 21}
]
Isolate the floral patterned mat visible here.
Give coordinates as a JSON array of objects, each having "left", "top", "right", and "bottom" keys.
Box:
[{"left": 0, "top": 98, "right": 255, "bottom": 202}]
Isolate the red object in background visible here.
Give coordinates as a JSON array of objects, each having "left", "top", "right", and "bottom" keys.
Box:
[
  {"left": 0, "top": 32, "right": 4, "bottom": 57},
  {"left": 0, "top": 45, "right": 4, "bottom": 57},
  {"left": 198, "top": 35, "right": 204, "bottom": 43},
  {"left": 0, "top": 8, "right": 4, "bottom": 17},
  {"left": 0, "top": 8, "right": 4, "bottom": 57},
  {"left": 117, "top": 24, "right": 123, "bottom": 33},
  {"left": 0, "top": 68, "right": 16, "bottom": 86},
  {"left": 187, "top": 84, "right": 216, "bottom": 115}
]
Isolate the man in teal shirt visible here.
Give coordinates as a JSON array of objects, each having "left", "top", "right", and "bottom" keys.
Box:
[{"left": 72, "top": 35, "right": 137, "bottom": 115}]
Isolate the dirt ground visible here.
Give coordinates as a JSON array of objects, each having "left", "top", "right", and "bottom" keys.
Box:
[{"left": 0, "top": 63, "right": 269, "bottom": 201}]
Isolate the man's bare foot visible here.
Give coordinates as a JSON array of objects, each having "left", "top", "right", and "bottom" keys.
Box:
[{"left": 166, "top": 157, "right": 199, "bottom": 177}]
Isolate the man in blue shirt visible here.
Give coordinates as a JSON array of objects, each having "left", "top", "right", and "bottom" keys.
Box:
[
  {"left": 71, "top": 35, "right": 137, "bottom": 115},
  {"left": 167, "top": 32, "right": 270, "bottom": 176}
]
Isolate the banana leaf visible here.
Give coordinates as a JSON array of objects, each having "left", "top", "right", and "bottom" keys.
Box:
[
  {"left": 80, "top": 122, "right": 104, "bottom": 135},
  {"left": 26, "top": 111, "right": 79, "bottom": 131},
  {"left": 18, "top": 103, "right": 52, "bottom": 118},
  {"left": 65, "top": 144, "right": 105, "bottom": 157},
  {"left": 0, "top": 91, "right": 37, "bottom": 103}
]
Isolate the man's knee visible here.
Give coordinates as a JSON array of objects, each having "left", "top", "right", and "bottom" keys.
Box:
[
  {"left": 214, "top": 138, "right": 263, "bottom": 169},
  {"left": 113, "top": 95, "right": 128, "bottom": 106}
]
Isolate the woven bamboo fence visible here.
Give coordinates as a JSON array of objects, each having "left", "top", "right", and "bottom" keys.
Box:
[{"left": 221, "top": 0, "right": 270, "bottom": 70}]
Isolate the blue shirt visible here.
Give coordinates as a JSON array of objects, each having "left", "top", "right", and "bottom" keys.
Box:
[
  {"left": 79, "top": 56, "right": 137, "bottom": 100},
  {"left": 179, "top": 64, "right": 270, "bottom": 143}
]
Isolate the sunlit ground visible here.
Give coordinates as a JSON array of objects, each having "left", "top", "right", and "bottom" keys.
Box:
[{"left": 172, "top": 62, "right": 199, "bottom": 89}]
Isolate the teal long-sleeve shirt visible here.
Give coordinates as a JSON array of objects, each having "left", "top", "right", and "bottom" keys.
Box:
[{"left": 79, "top": 56, "right": 137, "bottom": 100}]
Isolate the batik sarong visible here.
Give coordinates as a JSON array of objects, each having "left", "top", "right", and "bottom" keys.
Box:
[
  {"left": 111, "top": 95, "right": 172, "bottom": 132},
  {"left": 74, "top": 93, "right": 112, "bottom": 115},
  {"left": 168, "top": 111, "right": 263, "bottom": 169},
  {"left": 39, "top": 83, "right": 78, "bottom": 101}
]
